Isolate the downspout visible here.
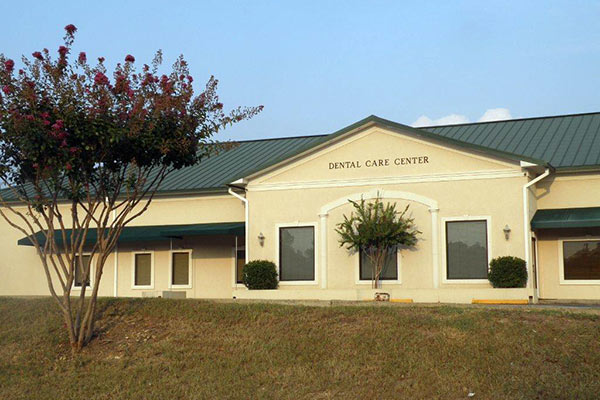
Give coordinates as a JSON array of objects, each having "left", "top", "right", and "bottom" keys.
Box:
[
  {"left": 522, "top": 167, "right": 551, "bottom": 302},
  {"left": 228, "top": 187, "right": 249, "bottom": 264}
]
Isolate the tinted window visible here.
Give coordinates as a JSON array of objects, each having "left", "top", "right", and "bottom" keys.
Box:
[
  {"left": 134, "top": 253, "right": 152, "bottom": 286},
  {"left": 74, "top": 254, "right": 91, "bottom": 287},
  {"left": 280, "top": 227, "right": 315, "bottom": 281},
  {"left": 359, "top": 249, "right": 398, "bottom": 280},
  {"left": 563, "top": 241, "right": 600, "bottom": 280},
  {"left": 446, "top": 220, "right": 488, "bottom": 279},
  {"left": 172, "top": 252, "right": 190, "bottom": 285}
]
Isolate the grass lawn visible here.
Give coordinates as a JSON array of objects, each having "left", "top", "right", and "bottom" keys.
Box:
[{"left": 1, "top": 298, "right": 599, "bottom": 399}]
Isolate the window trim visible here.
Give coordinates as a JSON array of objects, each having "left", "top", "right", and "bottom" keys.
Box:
[
  {"left": 131, "top": 251, "right": 155, "bottom": 290},
  {"left": 558, "top": 237, "right": 600, "bottom": 285},
  {"left": 275, "top": 222, "right": 318, "bottom": 285},
  {"left": 169, "top": 249, "right": 193, "bottom": 289},
  {"left": 355, "top": 248, "right": 402, "bottom": 285},
  {"left": 441, "top": 216, "right": 492, "bottom": 284},
  {"left": 72, "top": 253, "right": 94, "bottom": 290}
]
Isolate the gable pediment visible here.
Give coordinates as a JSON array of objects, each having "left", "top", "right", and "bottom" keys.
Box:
[{"left": 247, "top": 122, "right": 524, "bottom": 187}]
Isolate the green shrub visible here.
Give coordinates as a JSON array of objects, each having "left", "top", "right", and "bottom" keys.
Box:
[
  {"left": 242, "top": 260, "right": 278, "bottom": 290},
  {"left": 488, "top": 256, "right": 527, "bottom": 288}
]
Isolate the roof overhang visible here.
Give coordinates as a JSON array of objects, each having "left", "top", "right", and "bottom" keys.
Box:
[
  {"left": 17, "top": 222, "right": 245, "bottom": 247},
  {"left": 531, "top": 207, "right": 600, "bottom": 230}
]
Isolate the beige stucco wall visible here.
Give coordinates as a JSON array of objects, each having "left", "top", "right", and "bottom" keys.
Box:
[
  {"left": 536, "top": 228, "right": 600, "bottom": 299},
  {"left": 115, "top": 236, "right": 236, "bottom": 298},
  {"left": 0, "top": 194, "right": 244, "bottom": 298},
  {"left": 6, "top": 124, "right": 600, "bottom": 303},
  {"left": 533, "top": 174, "right": 600, "bottom": 300},
  {"left": 243, "top": 127, "right": 531, "bottom": 302},
  {"left": 258, "top": 127, "right": 512, "bottom": 184},
  {"left": 536, "top": 172, "right": 600, "bottom": 209}
]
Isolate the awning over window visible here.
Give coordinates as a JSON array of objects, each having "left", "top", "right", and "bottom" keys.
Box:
[
  {"left": 531, "top": 207, "right": 600, "bottom": 229},
  {"left": 17, "top": 222, "right": 245, "bottom": 246}
]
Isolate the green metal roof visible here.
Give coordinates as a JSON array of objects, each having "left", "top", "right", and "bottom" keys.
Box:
[
  {"left": 422, "top": 112, "right": 600, "bottom": 171},
  {"left": 158, "top": 112, "right": 600, "bottom": 194},
  {"left": 531, "top": 207, "right": 600, "bottom": 229},
  {"left": 4, "top": 112, "right": 600, "bottom": 200},
  {"left": 17, "top": 222, "right": 245, "bottom": 246}
]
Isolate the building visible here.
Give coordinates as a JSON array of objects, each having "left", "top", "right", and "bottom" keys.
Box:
[{"left": 2, "top": 112, "right": 600, "bottom": 303}]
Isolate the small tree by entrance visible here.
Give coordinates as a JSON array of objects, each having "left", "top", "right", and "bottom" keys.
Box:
[
  {"left": 335, "top": 196, "right": 420, "bottom": 289},
  {"left": 0, "top": 25, "right": 262, "bottom": 351}
]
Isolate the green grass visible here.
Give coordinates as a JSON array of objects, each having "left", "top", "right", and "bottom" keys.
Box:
[{"left": 1, "top": 298, "right": 600, "bottom": 399}]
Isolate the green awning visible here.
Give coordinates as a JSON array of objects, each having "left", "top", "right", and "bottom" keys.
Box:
[
  {"left": 17, "top": 222, "right": 245, "bottom": 246},
  {"left": 531, "top": 207, "right": 600, "bottom": 229}
]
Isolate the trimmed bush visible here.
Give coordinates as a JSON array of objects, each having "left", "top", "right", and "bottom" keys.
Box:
[
  {"left": 488, "top": 256, "right": 527, "bottom": 288},
  {"left": 242, "top": 260, "right": 278, "bottom": 290}
]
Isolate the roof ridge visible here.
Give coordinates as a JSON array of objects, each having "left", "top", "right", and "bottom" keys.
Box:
[{"left": 417, "top": 111, "right": 600, "bottom": 129}]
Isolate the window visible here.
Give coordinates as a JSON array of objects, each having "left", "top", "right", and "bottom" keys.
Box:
[
  {"left": 133, "top": 253, "right": 153, "bottom": 288},
  {"left": 171, "top": 251, "right": 192, "bottom": 287},
  {"left": 446, "top": 220, "right": 488, "bottom": 280},
  {"left": 563, "top": 240, "right": 600, "bottom": 280},
  {"left": 74, "top": 254, "right": 91, "bottom": 288},
  {"left": 236, "top": 249, "right": 246, "bottom": 284},
  {"left": 359, "top": 249, "right": 398, "bottom": 281},
  {"left": 279, "top": 226, "right": 315, "bottom": 281}
]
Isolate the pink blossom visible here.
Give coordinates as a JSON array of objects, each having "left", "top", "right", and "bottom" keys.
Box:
[
  {"left": 40, "top": 112, "right": 50, "bottom": 119},
  {"left": 58, "top": 46, "right": 69, "bottom": 57},
  {"left": 4, "top": 59, "right": 14, "bottom": 73},
  {"left": 78, "top": 52, "right": 86, "bottom": 64},
  {"left": 42, "top": 120, "right": 51, "bottom": 126},
  {"left": 32, "top": 51, "right": 43, "bottom": 60},
  {"left": 125, "top": 54, "right": 135, "bottom": 63},
  {"left": 69, "top": 147, "right": 78, "bottom": 154},
  {"left": 64, "top": 24, "right": 77, "bottom": 35},
  {"left": 65, "top": 162, "right": 72, "bottom": 170},
  {"left": 186, "top": 75, "right": 193, "bottom": 83},
  {"left": 2, "top": 85, "right": 11, "bottom": 95},
  {"left": 52, "top": 120, "right": 64, "bottom": 130},
  {"left": 94, "top": 72, "right": 109, "bottom": 86},
  {"left": 25, "top": 115, "right": 35, "bottom": 121}
]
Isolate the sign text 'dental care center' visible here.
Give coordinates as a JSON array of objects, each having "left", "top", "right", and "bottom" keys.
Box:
[{"left": 328, "top": 156, "right": 430, "bottom": 170}]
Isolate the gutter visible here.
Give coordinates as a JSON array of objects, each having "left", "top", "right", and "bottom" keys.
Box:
[
  {"left": 227, "top": 185, "right": 249, "bottom": 264},
  {"left": 522, "top": 167, "right": 551, "bottom": 302}
]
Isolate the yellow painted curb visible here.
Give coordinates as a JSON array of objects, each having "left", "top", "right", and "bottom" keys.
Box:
[
  {"left": 390, "top": 299, "right": 413, "bottom": 303},
  {"left": 472, "top": 299, "right": 529, "bottom": 305}
]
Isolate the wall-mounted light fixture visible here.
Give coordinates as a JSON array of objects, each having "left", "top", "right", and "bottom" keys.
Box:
[
  {"left": 503, "top": 225, "right": 511, "bottom": 240},
  {"left": 258, "top": 232, "right": 265, "bottom": 247}
]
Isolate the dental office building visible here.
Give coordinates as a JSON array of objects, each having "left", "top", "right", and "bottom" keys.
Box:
[{"left": 2, "top": 112, "right": 600, "bottom": 303}]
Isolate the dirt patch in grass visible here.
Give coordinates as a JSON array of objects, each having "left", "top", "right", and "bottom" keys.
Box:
[{"left": 1, "top": 297, "right": 599, "bottom": 399}]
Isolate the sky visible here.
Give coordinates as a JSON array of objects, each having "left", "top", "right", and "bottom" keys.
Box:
[{"left": 1, "top": 1, "right": 600, "bottom": 141}]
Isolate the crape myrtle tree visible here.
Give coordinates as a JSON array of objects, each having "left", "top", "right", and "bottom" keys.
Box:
[
  {"left": 0, "top": 25, "right": 262, "bottom": 351},
  {"left": 335, "top": 196, "right": 420, "bottom": 289}
]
